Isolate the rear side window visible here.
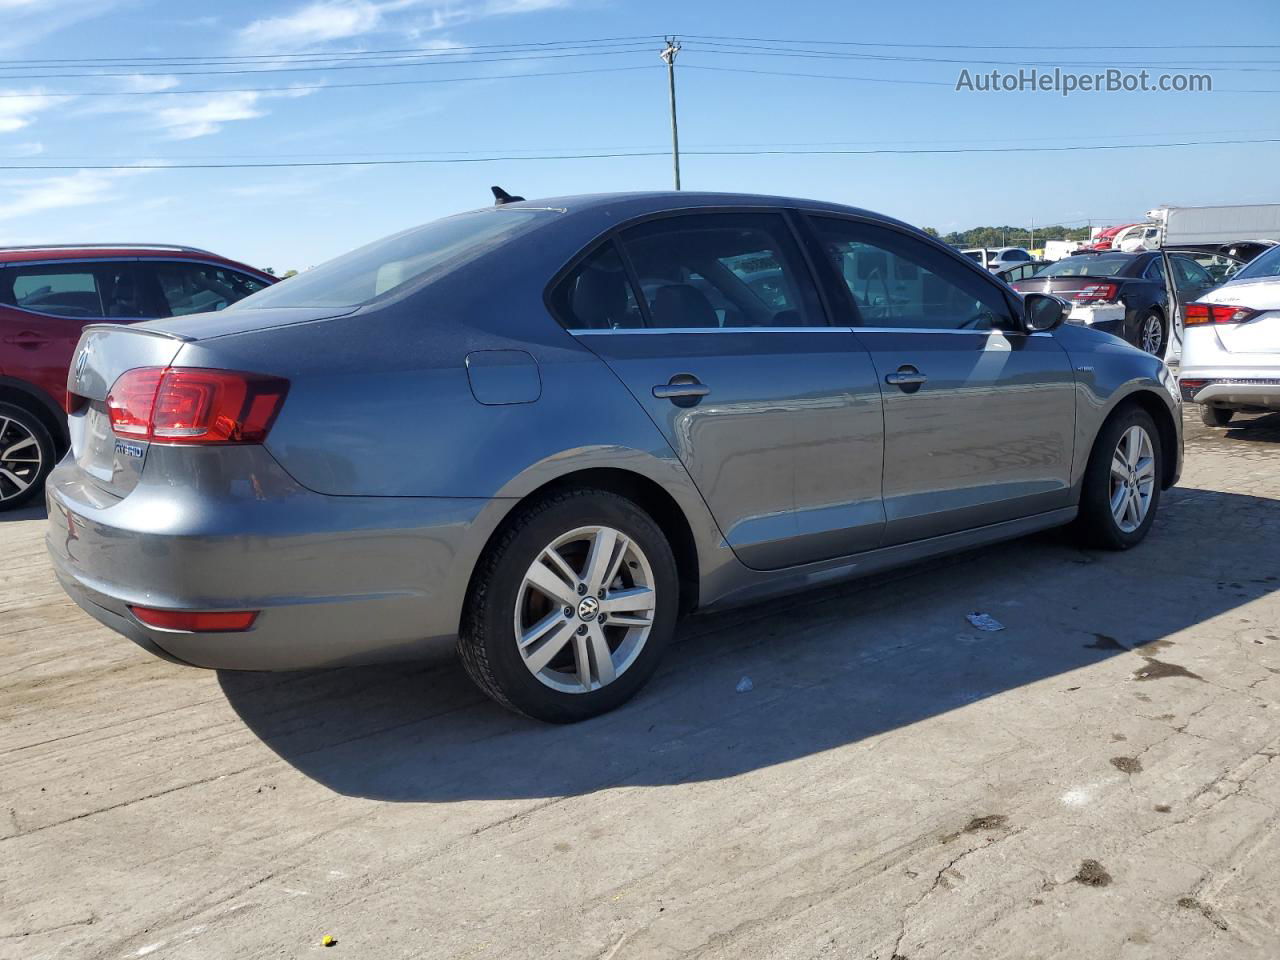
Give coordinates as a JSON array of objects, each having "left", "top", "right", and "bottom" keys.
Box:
[
  {"left": 549, "top": 242, "right": 643, "bottom": 330},
  {"left": 618, "top": 213, "right": 824, "bottom": 329},
  {"left": 147, "top": 262, "right": 268, "bottom": 317},
  {"left": 0, "top": 265, "right": 104, "bottom": 317},
  {"left": 811, "top": 217, "right": 1012, "bottom": 330}
]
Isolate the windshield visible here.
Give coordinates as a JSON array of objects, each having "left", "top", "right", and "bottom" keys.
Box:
[
  {"left": 963, "top": 251, "right": 983, "bottom": 262},
  {"left": 1229, "top": 244, "right": 1280, "bottom": 283},
  {"left": 1039, "top": 255, "right": 1131, "bottom": 278},
  {"left": 235, "top": 208, "right": 550, "bottom": 310}
]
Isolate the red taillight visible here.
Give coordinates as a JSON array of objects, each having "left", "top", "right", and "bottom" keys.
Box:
[
  {"left": 1073, "top": 282, "right": 1119, "bottom": 303},
  {"left": 105, "top": 367, "right": 288, "bottom": 444},
  {"left": 129, "top": 606, "right": 259, "bottom": 632},
  {"left": 1184, "top": 303, "right": 1258, "bottom": 326}
]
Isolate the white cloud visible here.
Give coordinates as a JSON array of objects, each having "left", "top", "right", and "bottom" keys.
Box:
[
  {"left": 0, "top": 0, "right": 117, "bottom": 53},
  {"left": 0, "top": 90, "right": 72, "bottom": 134},
  {"left": 237, "top": 0, "right": 386, "bottom": 52},
  {"left": 0, "top": 169, "right": 149, "bottom": 224},
  {"left": 147, "top": 88, "right": 313, "bottom": 140}
]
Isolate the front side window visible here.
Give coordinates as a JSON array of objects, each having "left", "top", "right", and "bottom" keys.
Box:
[
  {"left": 812, "top": 217, "right": 1013, "bottom": 330},
  {"left": 148, "top": 262, "right": 268, "bottom": 317},
  {"left": 1172, "top": 256, "right": 1212, "bottom": 290},
  {"left": 618, "top": 213, "right": 824, "bottom": 329}
]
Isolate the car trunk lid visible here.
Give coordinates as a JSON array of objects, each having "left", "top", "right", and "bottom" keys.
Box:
[
  {"left": 1011, "top": 275, "right": 1121, "bottom": 300},
  {"left": 1200, "top": 281, "right": 1280, "bottom": 354},
  {"left": 66, "top": 325, "right": 189, "bottom": 500}
]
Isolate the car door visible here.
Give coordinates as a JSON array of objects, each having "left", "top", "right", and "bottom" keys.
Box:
[
  {"left": 804, "top": 214, "right": 1076, "bottom": 546},
  {"left": 0, "top": 260, "right": 149, "bottom": 408},
  {"left": 551, "top": 211, "right": 886, "bottom": 570},
  {"left": 1158, "top": 250, "right": 1243, "bottom": 360}
]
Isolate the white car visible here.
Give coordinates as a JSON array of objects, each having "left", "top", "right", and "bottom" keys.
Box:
[
  {"left": 1180, "top": 243, "right": 1280, "bottom": 426},
  {"left": 961, "top": 247, "right": 1034, "bottom": 272}
]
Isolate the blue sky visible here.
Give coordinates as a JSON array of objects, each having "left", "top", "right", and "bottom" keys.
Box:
[{"left": 1, "top": 0, "right": 1278, "bottom": 272}]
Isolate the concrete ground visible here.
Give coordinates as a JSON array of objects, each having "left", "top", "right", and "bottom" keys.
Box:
[{"left": 3, "top": 410, "right": 1280, "bottom": 960}]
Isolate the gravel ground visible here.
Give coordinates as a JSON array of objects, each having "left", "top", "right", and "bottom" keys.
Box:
[{"left": 2, "top": 409, "right": 1279, "bottom": 960}]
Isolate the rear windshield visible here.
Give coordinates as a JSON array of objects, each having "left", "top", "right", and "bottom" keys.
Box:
[
  {"left": 1230, "top": 244, "right": 1280, "bottom": 282},
  {"left": 234, "top": 208, "right": 549, "bottom": 310},
  {"left": 1038, "top": 254, "right": 1131, "bottom": 278}
]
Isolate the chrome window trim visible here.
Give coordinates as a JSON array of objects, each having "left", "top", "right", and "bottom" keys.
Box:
[
  {"left": 569, "top": 326, "right": 1048, "bottom": 337},
  {"left": 569, "top": 326, "right": 849, "bottom": 336}
]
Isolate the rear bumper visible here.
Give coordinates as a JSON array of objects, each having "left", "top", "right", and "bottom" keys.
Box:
[
  {"left": 1179, "top": 375, "right": 1280, "bottom": 409},
  {"left": 46, "top": 446, "right": 509, "bottom": 670},
  {"left": 1066, "top": 304, "right": 1126, "bottom": 336}
]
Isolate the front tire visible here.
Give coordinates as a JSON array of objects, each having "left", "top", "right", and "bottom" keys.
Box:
[
  {"left": 1076, "top": 405, "right": 1162, "bottom": 550},
  {"left": 1199, "top": 405, "right": 1233, "bottom": 427},
  {"left": 458, "top": 488, "right": 679, "bottom": 723},
  {"left": 0, "top": 402, "right": 55, "bottom": 512}
]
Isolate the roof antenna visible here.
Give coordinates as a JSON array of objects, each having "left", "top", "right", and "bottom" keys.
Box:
[{"left": 491, "top": 186, "right": 525, "bottom": 206}]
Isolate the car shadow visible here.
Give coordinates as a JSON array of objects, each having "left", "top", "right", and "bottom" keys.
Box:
[
  {"left": 0, "top": 502, "right": 47, "bottom": 523},
  {"left": 1221, "top": 411, "right": 1280, "bottom": 444},
  {"left": 219, "top": 487, "right": 1279, "bottom": 803}
]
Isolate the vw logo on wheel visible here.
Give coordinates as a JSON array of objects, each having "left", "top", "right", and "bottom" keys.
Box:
[{"left": 576, "top": 596, "right": 600, "bottom": 621}]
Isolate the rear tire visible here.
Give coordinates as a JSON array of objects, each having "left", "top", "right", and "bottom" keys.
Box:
[
  {"left": 0, "top": 402, "right": 55, "bottom": 512},
  {"left": 1075, "top": 405, "right": 1162, "bottom": 550},
  {"left": 458, "top": 488, "right": 679, "bottom": 723},
  {"left": 1199, "top": 405, "right": 1233, "bottom": 428},
  {"left": 1134, "top": 309, "right": 1166, "bottom": 357}
]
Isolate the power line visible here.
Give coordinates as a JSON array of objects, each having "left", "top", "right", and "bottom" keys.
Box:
[
  {"left": 681, "top": 33, "right": 1280, "bottom": 51},
  {"left": 0, "top": 64, "right": 654, "bottom": 99},
  {"left": 3, "top": 137, "right": 1278, "bottom": 171},
  {"left": 680, "top": 63, "right": 1280, "bottom": 94},
  {"left": 683, "top": 41, "right": 1280, "bottom": 73},
  {"left": 0, "top": 35, "right": 666, "bottom": 66},
  {"left": 0, "top": 47, "right": 656, "bottom": 81}
]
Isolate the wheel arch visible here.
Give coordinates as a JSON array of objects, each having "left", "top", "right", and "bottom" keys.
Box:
[
  {"left": 467, "top": 467, "right": 703, "bottom": 626},
  {"left": 1107, "top": 389, "right": 1179, "bottom": 490},
  {"left": 0, "top": 376, "right": 67, "bottom": 450}
]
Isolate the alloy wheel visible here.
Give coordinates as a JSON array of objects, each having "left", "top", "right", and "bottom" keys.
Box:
[
  {"left": 1109, "top": 425, "right": 1156, "bottom": 533},
  {"left": 514, "top": 525, "right": 656, "bottom": 694},
  {"left": 0, "top": 416, "right": 43, "bottom": 503},
  {"left": 1140, "top": 314, "right": 1163, "bottom": 355}
]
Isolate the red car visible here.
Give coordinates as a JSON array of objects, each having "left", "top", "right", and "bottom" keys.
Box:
[{"left": 0, "top": 244, "right": 275, "bottom": 510}]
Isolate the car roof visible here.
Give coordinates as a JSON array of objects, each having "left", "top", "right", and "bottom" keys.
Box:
[
  {"left": 0, "top": 243, "right": 270, "bottom": 277},
  {"left": 488, "top": 190, "right": 922, "bottom": 233}
]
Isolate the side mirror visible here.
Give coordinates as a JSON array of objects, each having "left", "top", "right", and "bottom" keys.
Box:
[{"left": 1023, "top": 292, "right": 1069, "bottom": 332}]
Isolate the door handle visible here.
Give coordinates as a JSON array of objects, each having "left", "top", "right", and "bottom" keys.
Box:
[
  {"left": 652, "top": 375, "right": 710, "bottom": 401},
  {"left": 5, "top": 332, "right": 51, "bottom": 348},
  {"left": 885, "top": 366, "right": 928, "bottom": 389}
]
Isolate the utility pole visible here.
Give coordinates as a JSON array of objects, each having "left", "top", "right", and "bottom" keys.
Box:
[{"left": 661, "top": 36, "right": 682, "bottom": 190}]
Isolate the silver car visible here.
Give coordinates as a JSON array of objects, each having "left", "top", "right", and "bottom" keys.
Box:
[{"left": 47, "top": 192, "right": 1182, "bottom": 722}]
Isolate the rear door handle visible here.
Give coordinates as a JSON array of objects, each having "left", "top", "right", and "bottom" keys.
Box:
[
  {"left": 885, "top": 366, "right": 928, "bottom": 388},
  {"left": 5, "top": 332, "right": 51, "bottom": 348},
  {"left": 653, "top": 375, "right": 710, "bottom": 401}
]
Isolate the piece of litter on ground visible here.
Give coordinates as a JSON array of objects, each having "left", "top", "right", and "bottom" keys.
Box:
[
  {"left": 322, "top": 935, "right": 336, "bottom": 947},
  {"left": 966, "top": 612, "right": 1005, "bottom": 632},
  {"left": 735, "top": 676, "right": 753, "bottom": 693}
]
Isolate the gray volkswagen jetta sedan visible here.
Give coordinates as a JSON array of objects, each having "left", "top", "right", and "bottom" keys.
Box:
[{"left": 48, "top": 192, "right": 1181, "bottom": 722}]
